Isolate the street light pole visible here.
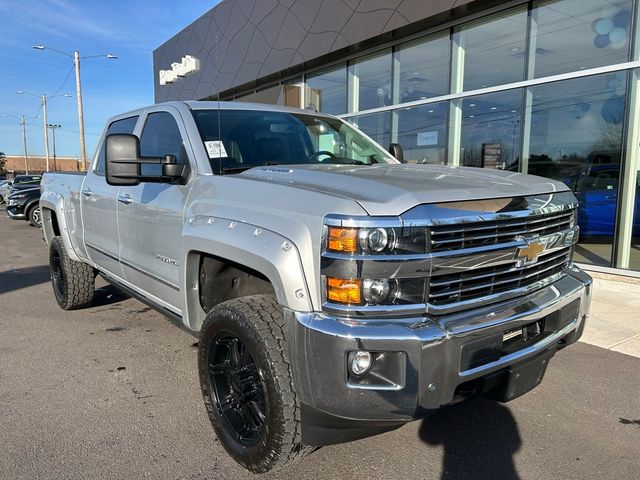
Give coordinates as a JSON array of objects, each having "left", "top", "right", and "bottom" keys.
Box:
[
  {"left": 16, "top": 90, "right": 69, "bottom": 172},
  {"left": 42, "top": 94, "right": 50, "bottom": 172},
  {"left": 2, "top": 113, "right": 34, "bottom": 174},
  {"left": 21, "top": 115, "right": 29, "bottom": 174},
  {"left": 74, "top": 51, "right": 88, "bottom": 171},
  {"left": 33, "top": 45, "right": 117, "bottom": 171},
  {"left": 47, "top": 124, "right": 61, "bottom": 171}
]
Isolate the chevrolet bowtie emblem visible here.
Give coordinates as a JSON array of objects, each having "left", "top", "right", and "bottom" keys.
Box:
[{"left": 515, "top": 240, "right": 545, "bottom": 265}]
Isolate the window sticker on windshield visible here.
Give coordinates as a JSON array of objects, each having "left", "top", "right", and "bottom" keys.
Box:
[{"left": 204, "top": 140, "right": 228, "bottom": 158}]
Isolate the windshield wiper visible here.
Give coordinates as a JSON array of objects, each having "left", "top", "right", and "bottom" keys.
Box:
[
  {"left": 221, "top": 166, "right": 256, "bottom": 174},
  {"left": 328, "top": 157, "right": 367, "bottom": 165},
  {"left": 221, "top": 162, "right": 282, "bottom": 174}
]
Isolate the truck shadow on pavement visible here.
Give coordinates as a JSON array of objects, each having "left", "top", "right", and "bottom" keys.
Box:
[
  {"left": 92, "top": 284, "right": 130, "bottom": 307},
  {"left": 419, "top": 397, "right": 521, "bottom": 480},
  {"left": 0, "top": 264, "right": 50, "bottom": 295}
]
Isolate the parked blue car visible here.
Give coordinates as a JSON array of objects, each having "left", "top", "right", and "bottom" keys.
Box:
[{"left": 567, "top": 164, "right": 640, "bottom": 237}]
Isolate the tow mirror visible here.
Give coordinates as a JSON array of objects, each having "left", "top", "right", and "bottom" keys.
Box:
[
  {"left": 105, "top": 133, "right": 188, "bottom": 186},
  {"left": 389, "top": 143, "right": 405, "bottom": 163}
]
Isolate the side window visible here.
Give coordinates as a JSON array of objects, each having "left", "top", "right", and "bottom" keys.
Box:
[
  {"left": 95, "top": 115, "right": 139, "bottom": 175},
  {"left": 139, "top": 112, "right": 187, "bottom": 176}
]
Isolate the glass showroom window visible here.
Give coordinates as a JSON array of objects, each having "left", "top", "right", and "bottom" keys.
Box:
[
  {"left": 237, "top": 85, "right": 281, "bottom": 105},
  {"left": 528, "top": 72, "right": 628, "bottom": 267},
  {"left": 351, "top": 50, "right": 392, "bottom": 112},
  {"left": 306, "top": 65, "right": 347, "bottom": 115},
  {"left": 351, "top": 112, "right": 392, "bottom": 152},
  {"left": 533, "top": 0, "right": 633, "bottom": 78},
  {"left": 627, "top": 170, "right": 640, "bottom": 270},
  {"left": 455, "top": 6, "right": 528, "bottom": 91},
  {"left": 460, "top": 89, "right": 522, "bottom": 170},
  {"left": 396, "top": 102, "right": 449, "bottom": 164},
  {"left": 280, "top": 77, "right": 304, "bottom": 108},
  {"left": 396, "top": 33, "right": 450, "bottom": 102}
]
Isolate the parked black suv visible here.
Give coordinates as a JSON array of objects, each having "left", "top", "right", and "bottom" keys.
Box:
[{"left": 6, "top": 183, "right": 42, "bottom": 227}]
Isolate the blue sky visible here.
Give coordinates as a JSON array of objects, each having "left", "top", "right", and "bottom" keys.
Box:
[{"left": 0, "top": 0, "right": 217, "bottom": 160}]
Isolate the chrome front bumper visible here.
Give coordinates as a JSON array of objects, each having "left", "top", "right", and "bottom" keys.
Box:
[{"left": 287, "top": 266, "right": 592, "bottom": 445}]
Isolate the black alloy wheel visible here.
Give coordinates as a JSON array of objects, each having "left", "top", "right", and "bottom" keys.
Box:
[
  {"left": 208, "top": 331, "right": 267, "bottom": 446},
  {"left": 51, "top": 245, "right": 65, "bottom": 303},
  {"left": 48, "top": 236, "right": 95, "bottom": 310},
  {"left": 198, "top": 295, "right": 311, "bottom": 473}
]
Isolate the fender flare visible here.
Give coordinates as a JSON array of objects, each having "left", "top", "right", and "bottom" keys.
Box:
[
  {"left": 39, "top": 191, "right": 83, "bottom": 262},
  {"left": 181, "top": 215, "right": 312, "bottom": 331}
]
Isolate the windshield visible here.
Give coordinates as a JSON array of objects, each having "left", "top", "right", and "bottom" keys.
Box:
[{"left": 191, "top": 109, "right": 397, "bottom": 174}]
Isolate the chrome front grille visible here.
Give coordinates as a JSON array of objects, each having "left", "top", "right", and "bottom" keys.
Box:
[
  {"left": 321, "top": 193, "right": 579, "bottom": 318},
  {"left": 428, "top": 246, "right": 573, "bottom": 306},
  {"left": 429, "top": 210, "right": 575, "bottom": 253}
]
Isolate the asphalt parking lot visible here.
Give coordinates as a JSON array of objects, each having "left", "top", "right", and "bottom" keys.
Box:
[{"left": 1, "top": 209, "right": 639, "bottom": 480}]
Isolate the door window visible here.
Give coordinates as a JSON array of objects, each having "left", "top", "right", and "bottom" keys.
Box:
[{"left": 139, "top": 112, "right": 188, "bottom": 176}]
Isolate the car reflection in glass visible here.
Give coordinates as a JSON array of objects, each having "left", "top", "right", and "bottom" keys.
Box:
[{"left": 564, "top": 164, "right": 640, "bottom": 237}]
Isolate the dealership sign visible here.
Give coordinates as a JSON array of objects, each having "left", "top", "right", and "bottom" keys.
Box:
[{"left": 159, "top": 55, "right": 200, "bottom": 85}]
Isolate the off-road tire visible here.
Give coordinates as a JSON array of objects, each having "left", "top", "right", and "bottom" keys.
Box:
[
  {"left": 198, "top": 294, "right": 312, "bottom": 473},
  {"left": 28, "top": 204, "right": 41, "bottom": 227},
  {"left": 49, "top": 236, "right": 95, "bottom": 310}
]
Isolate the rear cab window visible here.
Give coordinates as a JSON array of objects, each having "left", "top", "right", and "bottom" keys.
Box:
[{"left": 95, "top": 116, "right": 139, "bottom": 175}]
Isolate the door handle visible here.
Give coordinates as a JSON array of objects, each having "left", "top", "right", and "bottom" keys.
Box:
[
  {"left": 81, "top": 188, "right": 93, "bottom": 197},
  {"left": 117, "top": 193, "right": 132, "bottom": 205}
]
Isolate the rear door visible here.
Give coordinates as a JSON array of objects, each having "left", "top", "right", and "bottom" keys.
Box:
[
  {"left": 83, "top": 115, "right": 139, "bottom": 278},
  {"left": 116, "top": 107, "right": 194, "bottom": 312}
]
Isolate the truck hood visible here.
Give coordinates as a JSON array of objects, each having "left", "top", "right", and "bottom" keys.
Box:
[{"left": 240, "top": 164, "right": 570, "bottom": 216}]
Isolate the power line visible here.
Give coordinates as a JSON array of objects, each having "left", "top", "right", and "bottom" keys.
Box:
[{"left": 52, "top": 63, "right": 74, "bottom": 97}]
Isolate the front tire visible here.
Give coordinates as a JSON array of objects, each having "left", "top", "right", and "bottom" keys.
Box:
[
  {"left": 198, "top": 295, "right": 310, "bottom": 473},
  {"left": 49, "top": 236, "right": 95, "bottom": 310},
  {"left": 28, "top": 204, "right": 42, "bottom": 227}
]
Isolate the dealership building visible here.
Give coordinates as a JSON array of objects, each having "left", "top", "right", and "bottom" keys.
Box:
[{"left": 154, "top": 0, "right": 640, "bottom": 275}]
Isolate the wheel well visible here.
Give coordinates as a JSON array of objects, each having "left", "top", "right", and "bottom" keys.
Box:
[
  {"left": 26, "top": 200, "right": 39, "bottom": 214},
  {"left": 42, "top": 208, "right": 61, "bottom": 241},
  {"left": 198, "top": 254, "right": 276, "bottom": 314}
]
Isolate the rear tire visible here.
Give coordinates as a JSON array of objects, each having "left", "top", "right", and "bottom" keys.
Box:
[
  {"left": 198, "top": 294, "right": 311, "bottom": 473},
  {"left": 28, "top": 205, "right": 41, "bottom": 227},
  {"left": 49, "top": 236, "right": 95, "bottom": 310}
]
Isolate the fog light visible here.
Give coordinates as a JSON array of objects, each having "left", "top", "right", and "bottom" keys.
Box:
[{"left": 351, "top": 351, "right": 373, "bottom": 376}]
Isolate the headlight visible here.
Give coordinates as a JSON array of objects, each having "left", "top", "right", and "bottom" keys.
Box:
[
  {"left": 360, "top": 227, "right": 395, "bottom": 253},
  {"left": 326, "top": 226, "right": 425, "bottom": 255},
  {"left": 326, "top": 276, "right": 425, "bottom": 306}
]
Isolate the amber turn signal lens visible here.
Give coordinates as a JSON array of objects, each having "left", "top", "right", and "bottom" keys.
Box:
[
  {"left": 327, "top": 227, "right": 359, "bottom": 253},
  {"left": 327, "top": 277, "right": 362, "bottom": 304}
]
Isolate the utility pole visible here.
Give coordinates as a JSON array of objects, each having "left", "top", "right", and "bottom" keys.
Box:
[
  {"left": 74, "top": 51, "right": 87, "bottom": 171},
  {"left": 47, "top": 124, "right": 61, "bottom": 171},
  {"left": 42, "top": 94, "right": 50, "bottom": 172},
  {"left": 20, "top": 115, "right": 29, "bottom": 174},
  {"left": 33, "top": 46, "right": 117, "bottom": 171}
]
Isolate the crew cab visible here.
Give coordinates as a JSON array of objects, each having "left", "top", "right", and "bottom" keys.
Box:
[{"left": 40, "top": 101, "right": 592, "bottom": 473}]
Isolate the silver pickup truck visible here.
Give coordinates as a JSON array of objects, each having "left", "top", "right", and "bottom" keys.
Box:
[{"left": 41, "top": 101, "right": 592, "bottom": 473}]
